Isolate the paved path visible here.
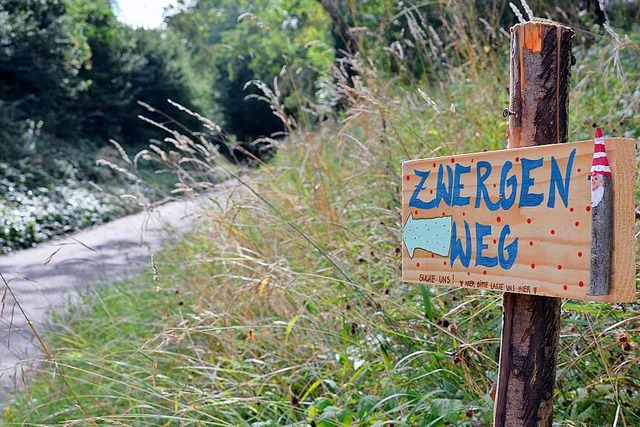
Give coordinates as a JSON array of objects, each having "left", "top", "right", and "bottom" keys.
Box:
[{"left": 0, "top": 180, "right": 240, "bottom": 404}]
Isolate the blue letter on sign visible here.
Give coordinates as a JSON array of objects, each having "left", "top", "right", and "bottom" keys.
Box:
[
  {"left": 450, "top": 220, "right": 472, "bottom": 268},
  {"left": 547, "top": 149, "right": 575, "bottom": 208},
  {"left": 452, "top": 164, "right": 471, "bottom": 206},
  {"left": 409, "top": 169, "right": 434, "bottom": 209},
  {"left": 498, "top": 225, "right": 518, "bottom": 269},
  {"left": 519, "top": 157, "right": 544, "bottom": 208},
  {"left": 499, "top": 161, "right": 517, "bottom": 210},
  {"left": 475, "top": 222, "right": 498, "bottom": 268},
  {"left": 475, "top": 161, "right": 500, "bottom": 211}
]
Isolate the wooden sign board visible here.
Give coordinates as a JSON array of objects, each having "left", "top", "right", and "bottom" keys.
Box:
[{"left": 402, "top": 138, "right": 636, "bottom": 302}]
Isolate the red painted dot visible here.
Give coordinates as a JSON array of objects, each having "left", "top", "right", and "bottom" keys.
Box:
[
  {"left": 433, "top": 162, "right": 437, "bottom": 168},
  {"left": 443, "top": 261, "right": 447, "bottom": 266},
  {"left": 483, "top": 270, "right": 487, "bottom": 275},
  {"left": 578, "top": 251, "right": 583, "bottom": 257},
  {"left": 575, "top": 221, "right": 580, "bottom": 227},
  {"left": 578, "top": 281, "right": 585, "bottom": 287},
  {"left": 551, "top": 229, "right": 556, "bottom": 235},
  {"left": 557, "top": 265, "right": 562, "bottom": 270},
  {"left": 515, "top": 156, "right": 520, "bottom": 162},
  {"left": 531, "top": 263, "right": 536, "bottom": 269},
  {"left": 415, "top": 210, "right": 419, "bottom": 215},
  {"left": 529, "top": 241, "right": 534, "bottom": 246},
  {"left": 467, "top": 271, "right": 471, "bottom": 276},
  {"left": 471, "top": 158, "right": 475, "bottom": 163},
  {"left": 586, "top": 206, "right": 591, "bottom": 212},
  {"left": 431, "top": 254, "right": 435, "bottom": 258},
  {"left": 430, "top": 189, "right": 434, "bottom": 194},
  {"left": 577, "top": 168, "right": 582, "bottom": 173},
  {"left": 493, "top": 183, "right": 497, "bottom": 188},
  {"left": 451, "top": 158, "right": 455, "bottom": 163},
  {"left": 569, "top": 207, "right": 574, "bottom": 212},
  {"left": 416, "top": 262, "right": 420, "bottom": 267},
  {"left": 527, "top": 218, "right": 532, "bottom": 224},
  {"left": 563, "top": 285, "right": 568, "bottom": 291},
  {"left": 406, "top": 175, "right": 411, "bottom": 181},
  {"left": 493, "top": 239, "right": 497, "bottom": 244},
  {"left": 496, "top": 216, "right": 502, "bottom": 223},
  {"left": 442, "top": 212, "right": 446, "bottom": 216},
  {"left": 462, "top": 212, "right": 466, "bottom": 217}
]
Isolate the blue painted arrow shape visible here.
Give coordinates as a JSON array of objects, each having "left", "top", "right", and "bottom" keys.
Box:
[{"left": 403, "top": 214, "right": 453, "bottom": 258}]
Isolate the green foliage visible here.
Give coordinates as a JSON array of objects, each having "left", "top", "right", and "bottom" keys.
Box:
[
  {"left": 0, "top": 0, "right": 214, "bottom": 249},
  {"left": 0, "top": 156, "right": 129, "bottom": 253},
  {"left": 0, "top": 0, "right": 90, "bottom": 148},
  {"left": 168, "top": 0, "right": 334, "bottom": 142},
  {"left": 0, "top": 0, "right": 213, "bottom": 160},
  {"left": 2, "top": 0, "right": 640, "bottom": 425},
  {"left": 4, "top": 21, "right": 639, "bottom": 422},
  {"left": 77, "top": 23, "right": 210, "bottom": 147}
]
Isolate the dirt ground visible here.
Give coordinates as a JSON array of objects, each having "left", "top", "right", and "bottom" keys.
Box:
[{"left": 0, "top": 180, "right": 241, "bottom": 404}]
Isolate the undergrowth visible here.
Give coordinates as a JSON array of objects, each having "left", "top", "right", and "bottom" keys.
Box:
[
  {"left": 0, "top": 136, "right": 188, "bottom": 253},
  {"left": 0, "top": 154, "right": 132, "bottom": 253},
  {"left": 2, "top": 3, "right": 639, "bottom": 427}
]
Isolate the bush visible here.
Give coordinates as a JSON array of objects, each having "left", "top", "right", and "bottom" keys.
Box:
[{"left": 0, "top": 157, "right": 129, "bottom": 253}]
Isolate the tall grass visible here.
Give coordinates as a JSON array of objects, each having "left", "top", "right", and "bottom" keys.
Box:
[{"left": 2, "top": 2, "right": 639, "bottom": 425}]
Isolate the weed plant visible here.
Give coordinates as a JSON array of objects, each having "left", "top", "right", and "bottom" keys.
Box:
[{"left": 2, "top": 2, "right": 639, "bottom": 426}]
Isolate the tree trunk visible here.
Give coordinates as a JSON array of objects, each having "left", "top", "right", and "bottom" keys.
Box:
[
  {"left": 317, "top": 0, "right": 358, "bottom": 56},
  {"left": 317, "top": 0, "right": 358, "bottom": 109}
]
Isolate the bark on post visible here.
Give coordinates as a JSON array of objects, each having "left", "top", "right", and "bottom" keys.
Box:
[
  {"left": 493, "top": 22, "right": 575, "bottom": 427},
  {"left": 587, "top": 128, "right": 613, "bottom": 296}
]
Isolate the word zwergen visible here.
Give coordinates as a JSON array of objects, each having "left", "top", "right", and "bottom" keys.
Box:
[
  {"left": 410, "top": 150, "right": 576, "bottom": 211},
  {"left": 408, "top": 149, "right": 576, "bottom": 269}
]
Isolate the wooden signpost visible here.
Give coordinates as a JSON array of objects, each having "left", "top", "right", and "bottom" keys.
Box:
[
  {"left": 402, "top": 137, "right": 636, "bottom": 302},
  {"left": 401, "top": 21, "right": 637, "bottom": 426}
]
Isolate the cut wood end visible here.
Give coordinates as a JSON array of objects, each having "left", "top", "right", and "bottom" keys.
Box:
[
  {"left": 511, "top": 21, "right": 575, "bottom": 33},
  {"left": 511, "top": 22, "right": 575, "bottom": 53},
  {"left": 523, "top": 24, "right": 544, "bottom": 52}
]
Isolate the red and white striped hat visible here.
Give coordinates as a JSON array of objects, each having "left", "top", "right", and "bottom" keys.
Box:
[{"left": 590, "top": 127, "right": 611, "bottom": 178}]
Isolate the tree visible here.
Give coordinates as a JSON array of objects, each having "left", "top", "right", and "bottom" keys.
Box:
[
  {"left": 75, "top": 20, "right": 210, "bottom": 148},
  {"left": 167, "top": 0, "right": 334, "bottom": 158},
  {"left": 0, "top": 0, "right": 90, "bottom": 155}
]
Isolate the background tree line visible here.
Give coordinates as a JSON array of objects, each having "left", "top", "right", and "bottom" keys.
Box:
[
  {"left": 0, "top": 0, "right": 207, "bottom": 162},
  {"left": 1, "top": 0, "right": 637, "bottom": 166}
]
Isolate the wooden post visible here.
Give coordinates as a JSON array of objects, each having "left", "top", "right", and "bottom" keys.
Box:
[
  {"left": 493, "top": 22, "right": 575, "bottom": 427},
  {"left": 587, "top": 128, "right": 613, "bottom": 296}
]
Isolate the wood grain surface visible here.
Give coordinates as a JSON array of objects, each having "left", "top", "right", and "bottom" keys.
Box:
[{"left": 402, "top": 137, "right": 636, "bottom": 303}]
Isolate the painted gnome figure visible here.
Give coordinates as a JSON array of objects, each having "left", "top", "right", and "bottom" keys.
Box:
[{"left": 588, "top": 127, "right": 613, "bottom": 296}]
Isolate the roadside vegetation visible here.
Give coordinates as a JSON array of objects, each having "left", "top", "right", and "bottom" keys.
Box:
[
  {"left": 0, "top": 0, "right": 208, "bottom": 251},
  {"left": 2, "top": 0, "right": 639, "bottom": 425}
]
